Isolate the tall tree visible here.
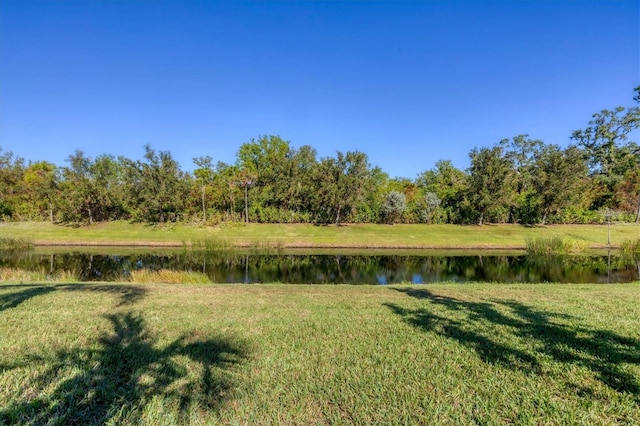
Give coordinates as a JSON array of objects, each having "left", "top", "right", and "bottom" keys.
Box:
[
  {"left": 571, "top": 87, "right": 640, "bottom": 208},
  {"left": 532, "top": 145, "right": 590, "bottom": 224},
  {"left": 279, "top": 145, "right": 317, "bottom": 217},
  {"left": 236, "top": 168, "right": 256, "bottom": 223},
  {"left": 237, "top": 135, "right": 291, "bottom": 213},
  {"left": 0, "top": 147, "right": 24, "bottom": 218},
  {"left": 92, "top": 154, "right": 128, "bottom": 220},
  {"left": 499, "top": 135, "right": 544, "bottom": 223},
  {"left": 61, "top": 151, "right": 98, "bottom": 224},
  {"left": 211, "top": 162, "right": 241, "bottom": 221},
  {"left": 311, "top": 151, "right": 370, "bottom": 225},
  {"left": 617, "top": 168, "right": 640, "bottom": 223},
  {"left": 124, "top": 145, "right": 187, "bottom": 223},
  {"left": 417, "top": 160, "right": 469, "bottom": 224},
  {"left": 193, "top": 156, "right": 214, "bottom": 222},
  {"left": 21, "top": 161, "right": 59, "bottom": 222},
  {"left": 467, "top": 146, "right": 516, "bottom": 225}
]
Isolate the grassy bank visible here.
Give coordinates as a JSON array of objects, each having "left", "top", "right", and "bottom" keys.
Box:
[
  {"left": 1, "top": 283, "right": 639, "bottom": 424},
  {"left": 2, "top": 221, "right": 639, "bottom": 249}
]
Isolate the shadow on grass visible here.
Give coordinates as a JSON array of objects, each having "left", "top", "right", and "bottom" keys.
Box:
[
  {"left": 1, "top": 283, "right": 248, "bottom": 424},
  {"left": 0, "top": 311, "right": 248, "bottom": 425},
  {"left": 0, "top": 283, "right": 148, "bottom": 313},
  {"left": 0, "top": 285, "right": 56, "bottom": 312},
  {"left": 386, "top": 288, "right": 640, "bottom": 402}
]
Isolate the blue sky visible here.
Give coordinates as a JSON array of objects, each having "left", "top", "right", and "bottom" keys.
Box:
[{"left": 1, "top": 0, "right": 638, "bottom": 179}]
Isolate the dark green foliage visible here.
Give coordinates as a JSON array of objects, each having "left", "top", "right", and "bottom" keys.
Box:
[
  {"left": 123, "top": 146, "right": 188, "bottom": 223},
  {"left": 310, "top": 151, "right": 371, "bottom": 225},
  {"left": 467, "top": 146, "right": 516, "bottom": 225}
]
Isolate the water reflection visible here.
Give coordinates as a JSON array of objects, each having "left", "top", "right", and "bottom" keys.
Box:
[{"left": 1, "top": 250, "right": 639, "bottom": 284}]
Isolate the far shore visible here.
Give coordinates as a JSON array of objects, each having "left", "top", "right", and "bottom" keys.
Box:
[{"left": 2, "top": 221, "right": 638, "bottom": 250}]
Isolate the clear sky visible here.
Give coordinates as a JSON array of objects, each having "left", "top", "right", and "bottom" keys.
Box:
[{"left": 1, "top": 0, "right": 638, "bottom": 179}]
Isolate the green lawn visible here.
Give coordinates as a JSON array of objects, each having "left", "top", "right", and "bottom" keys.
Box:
[
  {"left": 2, "top": 221, "right": 639, "bottom": 248},
  {"left": 1, "top": 282, "right": 639, "bottom": 424}
]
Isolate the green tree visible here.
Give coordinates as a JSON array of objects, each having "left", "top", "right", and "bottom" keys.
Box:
[
  {"left": 571, "top": 87, "right": 640, "bottom": 208},
  {"left": 237, "top": 135, "right": 290, "bottom": 216},
  {"left": 0, "top": 147, "right": 24, "bottom": 219},
  {"left": 279, "top": 145, "right": 318, "bottom": 219},
  {"left": 21, "top": 161, "right": 59, "bottom": 222},
  {"left": 193, "top": 156, "right": 215, "bottom": 222},
  {"left": 467, "top": 146, "right": 516, "bottom": 225},
  {"left": 358, "top": 166, "right": 389, "bottom": 224},
  {"left": 124, "top": 146, "right": 187, "bottom": 223},
  {"left": 617, "top": 168, "right": 640, "bottom": 223},
  {"left": 311, "top": 151, "right": 370, "bottom": 225},
  {"left": 211, "top": 162, "right": 242, "bottom": 221},
  {"left": 60, "top": 151, "right": 99, "bottom": 224},
  {"left": 417, "top": 160, "right": 469, "bottom": 224},
  {"left": 532, "top": 145, "right": 590, "bottom": 224},
  {"left": 236, "top": 168, "right": 256, "bottom": 223},
  {"left": 499, "top": 135, "right": 544, "bottom": 223},
  {"left": 92, "top": 154, "right": 128, "bottom": 220}
]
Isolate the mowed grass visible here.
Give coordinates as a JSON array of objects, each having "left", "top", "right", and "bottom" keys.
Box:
[
  {"left": 2, "top": 221, "right": 640, "bottom": 248},
  {"left": 1, "top": 283, "right": 639, "bottom": 424}
]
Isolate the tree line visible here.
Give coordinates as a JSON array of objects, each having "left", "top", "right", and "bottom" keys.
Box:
[{"left": 1, "top": 88, "right": 639, "bottom": 225}]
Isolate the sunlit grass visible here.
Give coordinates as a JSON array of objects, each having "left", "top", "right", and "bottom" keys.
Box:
[
  {"left": 1, "top": 283, "right": 639, "bottom": 424},
  {"left": 2, "top": 221, "right": 639, "bottom": 249}
]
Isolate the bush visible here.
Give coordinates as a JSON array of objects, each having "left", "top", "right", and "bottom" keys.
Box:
[
  {"left": 620, "top": 238, "right": 640, "bottom": 254},
  {"left": 0, "top": 237, "right": 34, "bottom": 252},
  {"left": 380, "top": 191, "right": 406, "bottom": 224},
  {"left": 526, "top": 237, "right": 589, "bottom": 256}
]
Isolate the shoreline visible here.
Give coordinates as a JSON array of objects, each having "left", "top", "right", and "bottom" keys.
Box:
[
  {"left": 31, "top": 240, "right": 617, "bottom": 250},
  {"left": 2, "top": 222, "right": 635, "bottom": 251}
]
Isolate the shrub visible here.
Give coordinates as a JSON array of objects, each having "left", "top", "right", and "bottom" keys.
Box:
[
  {"left": 129, "top": 269, "right": 211, "bottom": 284},
  {"left": 526, "top": 237, "right": 589, "bottom": 256},
  {"left": 0, "top": 237, "right": 34, "bottom": 252},
  {"left": 380, "top": 191, "right": 407, "bottom": 224}
]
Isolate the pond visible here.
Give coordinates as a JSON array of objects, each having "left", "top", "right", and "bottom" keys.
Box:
[{"left": 1, "top": 248, "right": 639, "bottom": 284}]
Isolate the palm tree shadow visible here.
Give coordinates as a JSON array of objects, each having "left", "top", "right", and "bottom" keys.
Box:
[
  {"left": 387, "top": 287, "right": 640, "bottom": 402},
  {"left": 1, "top": 291, "right": 248, "bottom": 424},
  {"left": 0, "top": 285, "right": 56, "bottom": 312},
  {"left": 1, "top": 311, "right": 248, "bottom": 425},
  {"left": 0, "top": 283, "right": 148, "bottom": 312}
]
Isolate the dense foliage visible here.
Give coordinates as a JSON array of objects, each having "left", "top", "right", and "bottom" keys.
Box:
[{"left": 1, "top": 89, "right": 639, "bottom": 225}]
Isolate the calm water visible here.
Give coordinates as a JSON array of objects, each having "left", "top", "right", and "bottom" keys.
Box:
[{"left": 1, "top": 249, "right": 639, "bottom": 284}]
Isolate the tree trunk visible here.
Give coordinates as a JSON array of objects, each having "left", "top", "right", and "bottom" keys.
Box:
[
  {"left": 635, "top": 196, "right": 640, "bottom": 223},
  {"left": 201, "top": 185, "right": 206, "bottom": 222},
  {"left": 49, "top": 202, "right": 54, "bottom": 223},
  {"left": 244, "top": 185, "right": 249, "bottom": 224},
  {"left": 478, "top": 211, "right": 484, "bottom": 226},
  {"left": 335, "top": 205, "right": 342, "bottom": 226},
  {"left": 230, "top": 188, "right": 235, "bottom": 222}
]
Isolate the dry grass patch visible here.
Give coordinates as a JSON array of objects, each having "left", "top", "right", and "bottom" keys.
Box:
[{"left": 129, "top": 269, "right": 211, "bottom": 284}]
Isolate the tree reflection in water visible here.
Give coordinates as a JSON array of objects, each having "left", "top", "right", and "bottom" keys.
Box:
[{"left": 1, "top": 250, "right": 638, "bottom": 284}]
